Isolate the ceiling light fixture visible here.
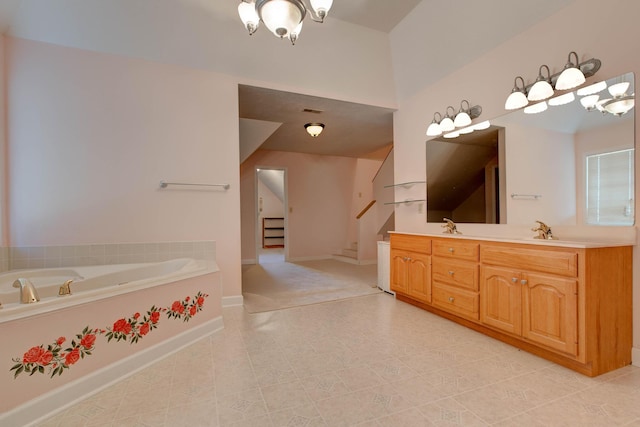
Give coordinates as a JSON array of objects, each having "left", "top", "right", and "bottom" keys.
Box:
[
  {"left": 425, "top": 102, "right": 485, "bottom": 139},
  {"left": 505, "top": 51, "right": 601, "bottom": 111},
  {"left": 238, "top": 0, "right": 333, "bottom": 45},
  {"left": 304, "top": 122, "right": 325, "bottom": 137}
]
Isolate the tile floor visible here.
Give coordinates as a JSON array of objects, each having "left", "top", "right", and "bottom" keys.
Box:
[{"left": 37, "top": 293, "right": 640, "bottom": 426}]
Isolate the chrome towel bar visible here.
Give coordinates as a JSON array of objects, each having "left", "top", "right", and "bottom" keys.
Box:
[{"left": 159, "top": 181, "right": 230, "bottom": 190}]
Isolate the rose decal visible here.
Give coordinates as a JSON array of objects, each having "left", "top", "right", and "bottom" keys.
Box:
[{"left": 10, "top": 292, "right": 209, "bottom": 378}]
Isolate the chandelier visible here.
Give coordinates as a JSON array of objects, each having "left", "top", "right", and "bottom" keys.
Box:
[{"left": 238, "top": 0, "right": 334, "bottom": 45}]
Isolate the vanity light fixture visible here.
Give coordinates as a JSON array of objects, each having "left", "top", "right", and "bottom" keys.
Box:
[
  {"left": 600, "top": 82, "right": 635, "bottom": 116},
  {"left": 580, "top": 94, "right": 600, "bottom": 111},
  {"left": 505, "top": 76, "right": 529, "bottom": 110},
  {"left": 555, "top": 51, "right": 586, "bottom": 90},
  {"left": 548, "top": 92, "right": 575, "bottom": 107},
  {"left": 425, "top": 102, "right": 484, "bottom": 139},
  {"left": 472, "top": 120, "right": 491, "bottom": 130},
  {"left": 577, "top": 80, "right": 607, "bottom": 96},
  {"left": 304, "top": 122, "right": 324, "bottom": 137},
  {"left": 528, "top": 65, "right": 554, "bottom": 102},
  {"left": 238, "top": 0, "right": 333, "bottom": 45},
  {"left": 504, "top": 51, "right": 601, "bottom": 111}
]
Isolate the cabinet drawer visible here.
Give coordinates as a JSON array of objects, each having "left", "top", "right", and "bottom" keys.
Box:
[
  {"left": 432, "top": 240, "right": 478, "bottom": 261},
  {"left": 390, "top": 234, "right": 431, "bottom": 254},
  {"left": 432, "top": 283, "right": 479, "bottom": 320},
  {"left": 481, "top": 245, "right": 578, "bottom": 277},
  {"left": 432, "top": 258, "right": 478, "bottom": 291}
]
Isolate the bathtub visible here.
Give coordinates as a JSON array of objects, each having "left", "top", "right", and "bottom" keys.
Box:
[
  {"left": 0, "top": 257, "right": 223, "bottom": 426},
  {"left": 0, "top": 258, "right": 216, "bottom": 322}
]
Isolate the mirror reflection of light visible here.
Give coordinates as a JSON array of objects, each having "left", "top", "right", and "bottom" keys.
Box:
[
  {"left": 577, "top": 80, "right": 607, "bottom": 96},
  {"left": 473, "top": 120, "right": 491, "bottom": 130},
  {"left": 524, "top": 101, "right": 548, "bottom": 114},
  {"left": 548, "top": 92, "right": 575, "bottom": 107}
]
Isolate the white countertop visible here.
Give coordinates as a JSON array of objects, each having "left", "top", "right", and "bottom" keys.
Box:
[{"left": 389, "top": 231, "right": 633, "bottom": 249}]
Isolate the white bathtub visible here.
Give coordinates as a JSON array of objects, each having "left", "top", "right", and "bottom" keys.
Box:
[{"left": 0, "top": 258, "right": 217, "bottom": 322}]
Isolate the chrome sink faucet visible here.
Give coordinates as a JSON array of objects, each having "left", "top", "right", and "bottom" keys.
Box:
[
  {"left": 442, "top": 218, "right": 462, "bottom": 234},
  {"left": 532, "top": 220, "right": 555, "bottom": 240},
  {"left": 13, "top": 278, "right": 40, "bottom": 304}
]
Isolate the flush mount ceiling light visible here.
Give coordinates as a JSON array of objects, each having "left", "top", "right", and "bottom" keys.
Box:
[
  {"left": 505, "top": 51, "right": 601, "bottom": 111},
  {"left": 304, "top": 122, "right": 324, "bottom": 137},
  {"left": 425, "top": 102, "right": 485, "bottom": 139},
  {"left": 238, "top": 0, "right": 333, "bottom": 45}
]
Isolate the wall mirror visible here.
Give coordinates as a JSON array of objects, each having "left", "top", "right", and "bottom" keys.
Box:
[{"left": 425, "top": 72, "right": 635, "bottom": 226}]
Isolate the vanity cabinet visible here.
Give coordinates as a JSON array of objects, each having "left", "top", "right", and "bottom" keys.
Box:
[
  {"left": 431, "top": 240, "right": 479, "bottom": 321},
  {"left": 389, "top": 233, "right": 632, "bottom": 377},
  {"left": 390, "top": 234, "right": 431, "bottom": 303}
]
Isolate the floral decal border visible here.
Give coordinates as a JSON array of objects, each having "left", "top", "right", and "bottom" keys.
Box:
[{"left": 10, "top": 291, "right": 208, "bottom": 379}]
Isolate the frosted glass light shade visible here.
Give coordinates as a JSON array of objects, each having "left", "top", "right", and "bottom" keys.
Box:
[
  {"left": 555, "top": 67, "right": 585, "bottom": 91},
  {"left": 472, "top": 120, "right": 490, "bottom": 130},
  {"left": 577, "top": 81, "right": 607, "bottom": 96},
  {"left": 603, "top": 98, "right": 635, "bottom": 116},
  {"left": 453, "top": 111, "right": 471, "bottom": 128},
  {"left": 528, "top": 80, "right": 554, "bottom": 101},
  {"left": 443, "top": 131, "right": 459, "bottom": 139},
  {"left": 524, "top": 101, "right": 548, "bottom": 114},
  {"left": 580, "top": 94, "right": 599, "bottom": 110},
  {"left": 259, "top": 0, "right": 304, "bottom": 37},
  {"left": 608, "top": 82, "right": 630, "bottom": 98},
  {"left": 548, "top": 92, "right": 575, "bottom": 107},
  {"left": 426, "top": 122, "right": 442, "bottom": 137},
  {"left": 458, "top": 126, "right": 474, "bottom": 134},
  {"left": 505, "top": 91, "right": 528, "bottom": 110},
  {"left": 439, "top": 116, "right": 455, "bottom": 132},
  {"left": 310, "top": 0, "right": 333, "bottom": 16},
  {"left": 238, "top": 2, "right": 260, "bottom": 33},
  {"left": 304, "top": 122, "right": 324, "bottom": 137}
]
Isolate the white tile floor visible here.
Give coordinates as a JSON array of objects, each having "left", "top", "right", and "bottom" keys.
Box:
[{"left": 37, "top": 293, "right": 640, "bottom": 426}]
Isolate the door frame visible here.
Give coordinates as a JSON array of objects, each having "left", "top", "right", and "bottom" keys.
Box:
[{"left": 255, "top": 166, "right": 288, "bottom": 263}]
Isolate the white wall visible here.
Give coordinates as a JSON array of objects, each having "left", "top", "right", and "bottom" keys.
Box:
[
  {"left": 391, "top": 0, "right": 640, "bottom": 360},
  {"left": 6, "top": 37, "right": 242, "bottom": 296}
]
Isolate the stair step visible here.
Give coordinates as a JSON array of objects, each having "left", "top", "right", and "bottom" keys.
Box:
[
  {"left": 341, "top": 248, "right": 357, "bottom": 258},
  {"left": 332, "top": 254, "right": 360, "bottom": 265}
]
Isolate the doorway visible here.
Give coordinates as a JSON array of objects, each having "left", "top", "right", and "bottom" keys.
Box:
[{"left": 256, "top": 167, "right": 287, "bottom": 264}]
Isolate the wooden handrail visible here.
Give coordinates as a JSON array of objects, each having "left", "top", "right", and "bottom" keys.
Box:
[{"left": 356, "top": 200, "right": 376, "bottom": 219}]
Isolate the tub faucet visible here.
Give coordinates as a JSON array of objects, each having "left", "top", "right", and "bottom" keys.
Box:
[
  {"left": 59, "top": 279, "right": 74, "bottom": 296},
  {"left": 532, "top": 220, "right": 555, "bottom": 240},
  {"left": 442, "top": 218, "right": 462, "bottom": 235},
  {"left": 13, "top": 278, "right": 40, "bottom": 304}
]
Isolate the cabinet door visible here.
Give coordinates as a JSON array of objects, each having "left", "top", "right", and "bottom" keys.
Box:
[
  {"left": 408, "top": 253, "right": 431, "bottom": 303},
  {"left": 390, "top": 249, "right": 410, "bottom": 294},
  {"left": 522, "top": 273, "right": 578, "bottom": 356},
  {"left": 480, "top": 266, "right": 522, "bottom": 335}
]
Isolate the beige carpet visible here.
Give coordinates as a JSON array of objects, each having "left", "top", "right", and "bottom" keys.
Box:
[{"left": 242, "top": 259, "right": 381, "bottom": 313}]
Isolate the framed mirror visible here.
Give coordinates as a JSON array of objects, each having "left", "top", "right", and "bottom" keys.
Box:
[{"left": 426, "top": 72, "right": 635, "bottom": 226}]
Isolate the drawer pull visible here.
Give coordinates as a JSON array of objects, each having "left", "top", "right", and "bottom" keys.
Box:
[
  {"left": 448, "top": 296, "right": 455, "bottom": 303},
  {"left": 448, "top": 247, "right": 455, "bottom": 253},
  {"left": 448, "top": 270, "right": 455, "bottom": 276},
  {"left": 521, "top": 279, "right": 528, "bottom": 285},
  {"left": 511, "top": 277, "right": 518, "bottom": 283}
]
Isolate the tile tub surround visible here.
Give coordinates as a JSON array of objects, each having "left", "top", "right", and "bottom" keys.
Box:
[
  {"left": 8, "top": 241, "right": 216, "bottom": 269},
  {"left": 36, "top": 293, "right": 640, "bottom": 427}
]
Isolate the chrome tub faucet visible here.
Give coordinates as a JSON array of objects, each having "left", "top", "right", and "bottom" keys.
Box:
[
  {"left": 58, "top": 279, "right": 75, "bottom": 296},
  {"left": 13, "top": 278, "right": 40, "bottom": 304}
]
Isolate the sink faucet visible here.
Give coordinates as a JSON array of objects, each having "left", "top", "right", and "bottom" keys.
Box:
[
  {"left": 442, "top": 218, "right": 462, "bottom": 235},
  {"left": 59, "top": 279, "right": 74, "bottom": 296},
  {"left": 13, "top": 278, "right": 40, "bottom": 304},
  {"left": 532, "top": 220, "right": 555, "bottom": 240}
]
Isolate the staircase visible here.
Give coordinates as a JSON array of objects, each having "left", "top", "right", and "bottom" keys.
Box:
[{"left": 332, "top": 242, "right": 360, "bottom": 264}]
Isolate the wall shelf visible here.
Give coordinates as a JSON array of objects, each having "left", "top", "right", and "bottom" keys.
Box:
[{"left": 384, "top": 181, "right": 426, "bottom": 189}]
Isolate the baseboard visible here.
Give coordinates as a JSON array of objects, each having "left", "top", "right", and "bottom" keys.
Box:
[
  {"left": 223, "top": 295, "right": 244, "bottom": 307},
  {"left": 287, "top": 255, "right": 332, "bottom": 262},
  {"left": 633, "top": 347, "right": 639, "bottom": 368},
  {"left": 3, "top": 316, "right": 223, "bottom": 427},
  {"left": 241, "top": 258, "right": 256, "bottom": 265},
  {"left": 332, "top": 254, "right": 377, "bottom": 265}
]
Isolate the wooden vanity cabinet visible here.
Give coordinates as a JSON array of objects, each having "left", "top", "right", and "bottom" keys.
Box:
[
  {"left": 390, "top": 234, "right": 431, "bottom": 303},
  {"left": 431, "top": 239, "right": 480, "bottom": 321},
  {"left": 390, "top": 233, "right": 632, "bottom": 377}
]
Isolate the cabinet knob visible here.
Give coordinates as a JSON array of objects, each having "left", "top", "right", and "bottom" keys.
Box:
[
  {"left": 448, "top": 296, "right": 455, "bottom": 302},
  {"left": 520, "top": 279, "right": 528, "bottom": 285},
  {"left": 511, "top": 277, "right": 518, "bottom": 283},
  {"left": 448, "top": 270, "right": 454, "bottom": 276},
  {"left": 448, "top": 247, "right": 454, "bottom": 253}
]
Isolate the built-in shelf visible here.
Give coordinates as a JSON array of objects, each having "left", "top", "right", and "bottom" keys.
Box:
[
  {"left": 262, "top": 217, "right": 284, "bottom": 248},
  {"left": 384, "top": 181, "right": 426, "bottom": 189},
  {"left": 384, "top": 199, "right": 426, "bottom": 205}
]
